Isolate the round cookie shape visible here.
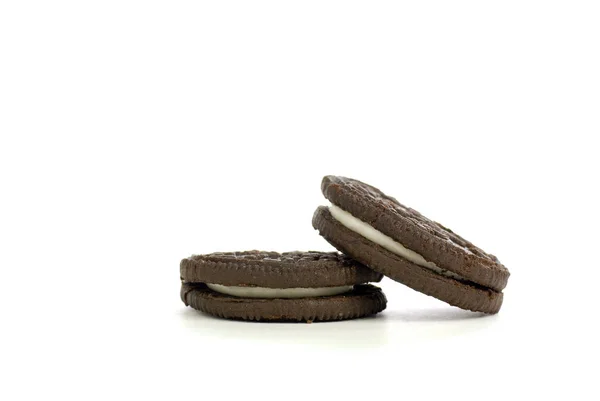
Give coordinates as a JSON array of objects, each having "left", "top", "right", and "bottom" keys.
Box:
[
  {"left": 180, "top": 250, "right": 383, "bottom": 288},
  {"left": 181, "top": 283, "right": 387, "bottom": 322},
  {"left": 320, "top": 176, "right": 509, "bottom": 292}
]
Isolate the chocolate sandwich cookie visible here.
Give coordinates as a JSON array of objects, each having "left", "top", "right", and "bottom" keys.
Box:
[
  {"left": 312, "top": 176, "right": 510, "bottom": 314},
  {"left": 180, "top": 251, "right": 386, "bottom": 322}
]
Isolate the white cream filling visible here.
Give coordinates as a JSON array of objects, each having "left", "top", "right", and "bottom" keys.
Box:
[
  {"left": 206, "top": 283, "right": 353, "bottom": 299},
  {"left": 328, "top": 204, "right": 467, "bottom": 282}
]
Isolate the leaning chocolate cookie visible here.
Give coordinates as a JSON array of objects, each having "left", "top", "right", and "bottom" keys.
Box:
[
  {"left": 180, "top": 251, "right": 386, "bottom": 322},
  {"left": 312, "top": 176, "right": 510, "bottom": 314}
]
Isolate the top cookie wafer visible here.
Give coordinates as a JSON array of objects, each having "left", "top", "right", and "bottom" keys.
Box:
[
  {"left": 181, "top": 250, "right": 383, "bottom": 288},
  {"left": 320, "top": 176, "right": 509, "bottom": 291}
]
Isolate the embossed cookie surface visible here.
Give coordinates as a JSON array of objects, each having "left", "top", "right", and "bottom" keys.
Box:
[
  {"left": 313, "top": 176, "right": 510, "bottom": 314},
  {"left": 180, "top": 250, "right": 386, "bottom": 322}
]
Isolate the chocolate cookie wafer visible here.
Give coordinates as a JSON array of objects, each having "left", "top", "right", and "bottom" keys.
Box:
[
  {"left": 312, "top": 176, "right": 510, "bottom": 314},
  {"left": 180, "top": 251, "right": 386, "bottom": 322}
]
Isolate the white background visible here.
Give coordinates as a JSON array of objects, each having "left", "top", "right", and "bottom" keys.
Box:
[{"left": 1, "top": 1, "right": 599, "bottom": 400}]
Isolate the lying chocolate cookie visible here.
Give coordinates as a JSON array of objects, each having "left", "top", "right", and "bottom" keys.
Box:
[
  {"left": 180, "top": 251, "right": 386, "bottom": 322},
  {"left": 312, "top": 176, "right": 510, "bottom": 314}
]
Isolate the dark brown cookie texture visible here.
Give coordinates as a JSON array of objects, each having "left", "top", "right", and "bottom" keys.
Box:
[
  {"left": 181, "top": 283, "right": 387, "bottom": 322},
  {"left": 181, "top": 251, "right": 382, "bottom": 287},
  {"left": 312, "top": 176, "right": 510, "bottom": 314},
  {"left": 180, "top": 250, "right": 386, "bottom": 322}
]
